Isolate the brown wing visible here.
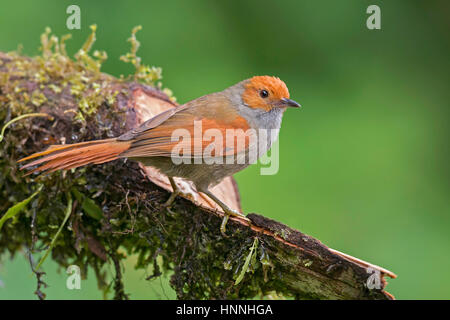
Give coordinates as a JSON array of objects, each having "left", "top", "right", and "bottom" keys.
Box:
[{"left": 119, "top": 93, "right": 253, "bottom": 159}]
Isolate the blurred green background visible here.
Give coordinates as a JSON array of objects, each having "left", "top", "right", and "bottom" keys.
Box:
[{"left": 0, "top": 0, "right": 449, "bottom": 299}]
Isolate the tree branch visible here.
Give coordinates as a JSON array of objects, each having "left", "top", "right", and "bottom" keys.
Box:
[{"left": 0, "top": 51, "right": 396, "bottom": 300}]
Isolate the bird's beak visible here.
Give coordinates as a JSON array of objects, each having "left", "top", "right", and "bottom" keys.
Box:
[{"left": 278, "top": 98, "right": 301, "bottom": 108}]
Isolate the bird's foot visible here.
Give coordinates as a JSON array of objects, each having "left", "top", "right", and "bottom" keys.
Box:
[
  {"left": 164, "top": 177, "right": 195, "bottom": 209},
  {"left": 163, "top": 190, "right": 194, "bottom": 208},
  {"left": 199, "top": 189, "right": 249, "bottom": 237},
  {"left": 164, "top": 176, "right": 181, "bottom": 207},
  {"left": 220, "top": 207, "right": 246, "bottom": 237},
  {"left": 163, "top": 190, "right": 179, "bottom": 208}
]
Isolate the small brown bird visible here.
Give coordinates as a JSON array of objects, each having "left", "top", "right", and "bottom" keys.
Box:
[{"left": 19, "top": 76, "right": 300, "bottom": 234}]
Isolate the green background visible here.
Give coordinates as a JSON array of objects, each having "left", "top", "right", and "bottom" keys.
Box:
[{"left": 1, "top": 0, "right": 449, "bottom": 299}]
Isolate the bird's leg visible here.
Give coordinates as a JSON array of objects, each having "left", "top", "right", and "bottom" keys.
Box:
[
  {"left": 201, "top": 189, "right": 248, "bottom": 236},
  {"left": 164, "top": 176, "right": 181, "bottom": 207},
  {"left": 164, "top": 176, "right": 196, "bottom": 210}
]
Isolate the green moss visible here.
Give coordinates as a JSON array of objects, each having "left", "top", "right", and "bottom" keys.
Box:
[
  {"left": 120, "top": 25, "right": 175, "bottom": 102},
  {"left": 0, "top": 26, "right": 290, "bottom": 300}
]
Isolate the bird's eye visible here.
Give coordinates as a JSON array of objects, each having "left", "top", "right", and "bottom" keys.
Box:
[{"left": 260, "top": 90, "right": 269, "bottom": 98}]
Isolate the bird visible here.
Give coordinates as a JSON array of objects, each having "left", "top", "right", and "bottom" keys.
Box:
[{"left": 18, "top": 76, "right": 300, "bottom": 235}]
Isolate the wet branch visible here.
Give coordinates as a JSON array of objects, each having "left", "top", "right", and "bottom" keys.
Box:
[{"left": 0, "top": 51, "right": 396, "bottom": 300}]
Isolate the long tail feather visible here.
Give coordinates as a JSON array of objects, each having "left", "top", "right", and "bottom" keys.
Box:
[{"left": 19, "top": 138, "right": 131, "bottom": 176}]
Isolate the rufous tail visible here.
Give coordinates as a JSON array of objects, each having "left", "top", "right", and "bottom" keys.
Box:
[{"left": 18, "top": 138, "right": 131, "bottom": 176}]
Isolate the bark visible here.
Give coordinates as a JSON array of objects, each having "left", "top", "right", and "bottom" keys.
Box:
[{"left": 0, "top": 51, "right": 396, "bottom": 300}]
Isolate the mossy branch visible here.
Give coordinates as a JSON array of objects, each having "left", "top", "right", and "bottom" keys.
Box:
[{"left": 0, "top": 28, "right": 396, "bottom": 300}]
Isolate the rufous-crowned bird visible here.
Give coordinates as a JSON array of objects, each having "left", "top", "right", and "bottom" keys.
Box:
[{"left": 19, "top": 76, "right": 300, "bottom": 235}]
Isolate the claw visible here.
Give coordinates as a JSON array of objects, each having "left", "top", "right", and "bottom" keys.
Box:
[
  {"left": 219, "top": 207, "right": 247, "bottom": 236},
  {"left": 166, "top": 206, "right": 176, "bottom": 216},
  {"left": 164, "top": 191, "right": 179, "bottom": 208},
  {"left": 200, "top": 189, "right": 250, "bottom": 236},
  {"left": 220, "top": 214, "right": 230, "bottom": 237},
  {"left": 164, "top": 176, "right": 182, "bottom": 208}
]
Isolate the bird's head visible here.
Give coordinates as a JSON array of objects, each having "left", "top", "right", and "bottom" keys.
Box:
[{"left": 241, "top": 76, "right": 300, "bottom": 111}]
